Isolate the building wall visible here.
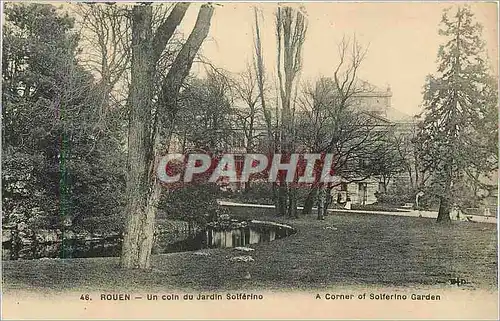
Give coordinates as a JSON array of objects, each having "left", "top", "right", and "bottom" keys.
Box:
[
  {"left": 331, "top": 179, "right": 380, "bottom": 205},
  {"left": 353, "top": 92, "right": 392, "bottom": 117},
  {"left": 347, "top": 181, "right": 379, "bottom": 205},
  {"left": 335, "top": 86, "right": 394, "bottom": 205}
]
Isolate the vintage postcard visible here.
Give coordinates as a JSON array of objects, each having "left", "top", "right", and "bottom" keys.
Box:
[{"left": 1, "top": 1, "right": 498, "bottom": 319}]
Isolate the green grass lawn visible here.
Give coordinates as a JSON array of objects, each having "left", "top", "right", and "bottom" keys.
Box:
[{"left": 2, "top": 207, "right": 497, "bottom": 293}]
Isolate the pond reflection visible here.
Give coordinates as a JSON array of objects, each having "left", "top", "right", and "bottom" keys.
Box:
[
  {"left": 2, "top": 238, "right": 122, "bottom": 260},
  {"left": 160, "top": 223, "right": 293, "bottom": 253},
  {"left": 2, "top": 221, "right": 296, "bottom": 260}
]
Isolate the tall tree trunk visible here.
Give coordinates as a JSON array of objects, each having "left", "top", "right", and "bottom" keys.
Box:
[
  {"left": 317, "top": 199, "right": 324, "bottom": 220},
  {"left": 437, "top": 195, "right": 451, "bottom": 222},
  {"left": 436, "top": 164, "right": 452, "bottom": 223},
  {"left": 436, "top": 161, "right": 452, "bottom": 223},
  {"left": 244, "top": 181, "right": 251, "bottom": 193},
  {"left": 272, "top": 182, "right": 280, "bottom": 216},
  {"left": 323, "top": 187, "right": 333, "bottom": 218},
  {"left": 277, "top": 183, "right": 287, "bottom": 216},
  {"left": 302, "top": 186, "right": 317, "bottom": 215},
  {"left": 121, "top": 5, "right": 154, "bottom": 269},
  {"left": 275, "top": 8, "right": 306, "bottom": 217},
  {"left": 121, "top": 4, "right": 213, "bottom": 269},
  {"left": 137, "top": 182, "right": 162, "bottom": 266},
  {"left": 287, "top": 187, "right": 298, "bottom": 218},
  {"left": 317, "top": 187, "right": 326, "bottom": 220}
]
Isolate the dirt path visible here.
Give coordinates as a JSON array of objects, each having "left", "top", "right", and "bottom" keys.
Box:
[{"left": 218, "top": 200, "right": 497, "bottom": 224}]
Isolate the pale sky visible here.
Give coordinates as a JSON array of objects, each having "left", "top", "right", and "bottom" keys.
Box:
[
  {"left": 47, "top": 1, "right": 498, "bottom": 116},
  {"left": 177, "top": 2, "right": 498, "bottom": 116}
]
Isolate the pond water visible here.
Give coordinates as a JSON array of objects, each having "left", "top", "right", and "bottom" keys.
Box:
[{"left": 2, "top": 220, "right": 296, "bottom": 260}]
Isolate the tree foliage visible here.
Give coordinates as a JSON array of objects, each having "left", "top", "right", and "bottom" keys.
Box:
[
  {"left": 175, "top": 71, "right": 236, "bottom": 153},
  {"left": 2, "top": 3, "right": 125, "bottom": 234}
]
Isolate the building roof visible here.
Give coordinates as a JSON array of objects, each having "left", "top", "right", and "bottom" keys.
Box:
[{"left": 385, "top": 107, "right": 416, "bottom": 123}]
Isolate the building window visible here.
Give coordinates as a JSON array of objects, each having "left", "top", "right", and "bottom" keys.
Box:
[{"left": 340, "top": 183, "right": 348, "bottom": 191}]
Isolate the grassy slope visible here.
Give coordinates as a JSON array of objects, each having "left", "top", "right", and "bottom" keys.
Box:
[{"left": 2, "top": 207, "right": 497, "bottom": 293}]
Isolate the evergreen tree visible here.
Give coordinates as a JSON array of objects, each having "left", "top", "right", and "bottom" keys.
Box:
[
  {"left": 2, "top": 3, "right": 125, "bottom": 237},
  {"left": 418, "top": 6, "right": 498, "bottom": 222}
]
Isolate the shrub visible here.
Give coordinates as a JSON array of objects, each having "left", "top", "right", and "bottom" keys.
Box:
[
  {"left": 375, "top": 179, "right": 416, "bottom": 207},
  {"left": 235, "top": 182, "right": 275, "bottom": 205},
  {"left": 222, "top": 182, "right": 314, "bottom": 207},
  {"left": 158, "top": 183, "right": 228, "bottom": 225},
  {"left": 374, "top": 179, "right": 440, "bottom": 210}
]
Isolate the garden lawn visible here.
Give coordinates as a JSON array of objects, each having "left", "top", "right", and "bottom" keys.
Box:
[{"left": 2, "top": 206, "right": 497, "bottom": 294}]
